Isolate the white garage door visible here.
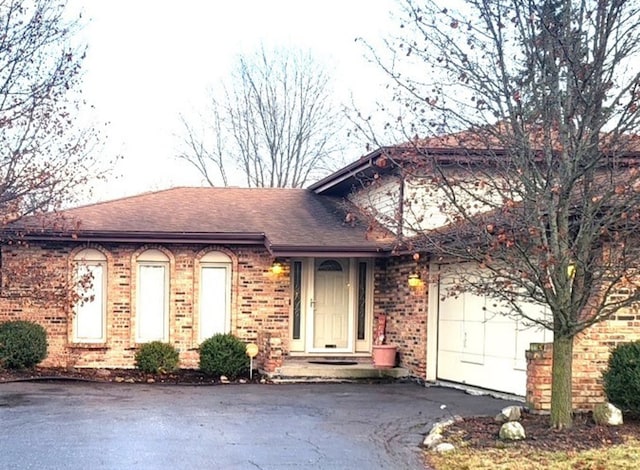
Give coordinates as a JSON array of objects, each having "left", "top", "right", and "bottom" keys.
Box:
[{"left": 436, "top": 264, "right": 551, "bottom": 396}]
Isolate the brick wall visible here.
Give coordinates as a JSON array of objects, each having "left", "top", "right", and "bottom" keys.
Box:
[
  {"left": 0, "top": 241, "right": 290, "bottom": 370},
  {"left": 526, "top": 306, "right": 640, "bottom": 411},
  {"left": 0, "top": 240, "right": 433, "bottom": 377},
  {"left": 374, "top": 256, "right": 428, "bottom": 378}
]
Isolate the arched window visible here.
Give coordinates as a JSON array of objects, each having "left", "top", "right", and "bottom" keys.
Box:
[
  {"left": 73, "top": 248, "right": 107, "bottom": 343},
  {"left": 199, "top": 251, "right": 232, "bottom": 341},
  {"left": 136, "top": 249, "right": 170, "bottom": 342},
  {"left": 317, "top": 260, "right": 343, "bottom": 272}
]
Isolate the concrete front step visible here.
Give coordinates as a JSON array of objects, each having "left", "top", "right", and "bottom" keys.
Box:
[{"left": 266, "top": 360, "right": 410, "bottom": 382}]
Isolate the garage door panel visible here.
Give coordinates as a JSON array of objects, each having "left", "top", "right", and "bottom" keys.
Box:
[
  {"left": 438, "top": 293, "right": 464, "bottom": 321},
  {"left": 460, "top": 352, "right": 484, "bottom": 365},
  {"left": 463, "top": 294, "right": 486, "bottom": 323},
  {"left": 437, "top": 350, "right": 460, "bottom": 381},
  {"left": 462, "top": 323, "right": 485, "bottom": 360},
  {"left": 484, "top": 320, "right": 517, "bottom": 358},
  {"left": 437, "top": 320, "right": 463, "bottom": 352},
  {"left": 436, "top": 263, "right": 550, "bottom": 396}
]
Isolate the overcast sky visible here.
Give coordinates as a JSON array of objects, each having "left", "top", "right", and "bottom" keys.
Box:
[{"left": 69, "top": 0, "right": 397, "bottom": 202}]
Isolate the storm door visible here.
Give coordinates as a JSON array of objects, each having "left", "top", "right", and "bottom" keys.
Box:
[{"left": 312, "top": 259, "right": 349, "bottom": 350}]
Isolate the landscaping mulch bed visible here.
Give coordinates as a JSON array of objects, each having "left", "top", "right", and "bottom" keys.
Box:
[
  {"left": 446, "top": 411, "right": 640, "bottom": 452},
  {"left": 0, "top": 367, "right": 258, "bottom": 385}
]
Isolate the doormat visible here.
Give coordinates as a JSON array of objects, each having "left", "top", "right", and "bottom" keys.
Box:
[{"left": 308, "top": 360, "right": 358, "bottom": 366}]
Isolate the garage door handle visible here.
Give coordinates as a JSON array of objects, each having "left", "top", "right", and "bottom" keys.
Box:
[{"left": 463, "top": 332, "right": 467, "bottom": 348}]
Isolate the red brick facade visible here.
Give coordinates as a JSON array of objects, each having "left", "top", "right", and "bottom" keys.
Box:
[
  {"left": 0, "top": 241, "right": 431, "bottom": 379},
  {"left": 374, "top": 256, "right": 428, "bottom": 378},
  {"left": 5, "top": 239, "right": 634, "bottom": 410},
  {"left": 0, "top": 241, "right": 291, "bottom": 370},
  {"left": 527, "top": 308, "right": 640, "bottom": 412}
]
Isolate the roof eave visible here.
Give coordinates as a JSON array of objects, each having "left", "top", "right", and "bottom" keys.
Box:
[
  {"left": 5, "top": 230, "right": 268, "bottom": 245},
  {"left": 269, "top": 244, "right": 390, "bottom": 258},
  {"left": 308, "top": 147, "right": 389, "bottom": 194}
]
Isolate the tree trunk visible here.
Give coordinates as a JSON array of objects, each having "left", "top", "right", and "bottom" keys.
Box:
[{"left": 550, "top": 334, "right": 574, "bottom": 429}]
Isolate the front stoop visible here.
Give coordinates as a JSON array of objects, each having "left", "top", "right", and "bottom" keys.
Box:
[{"left": 264, "top": 358, "right": 410, "bottom": 382}]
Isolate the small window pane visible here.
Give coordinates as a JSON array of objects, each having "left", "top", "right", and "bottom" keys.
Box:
[
  {"left": 318, "top": 260, "right": 342, "bottom": 272},
  {"left": 200, "top": 266, "right": 229, "bottom": 340},
  {"left": 292, "top": 261, "right": 302, "bottom": 340},
  {"left": 75, "top": 264, "right": 104, "bottom": 341},
  {"left": 357, "top": 262, "right": 367, "bottom": 340},
  {"left": 138, "top": 264, "right": 167, "bottom": 342}
]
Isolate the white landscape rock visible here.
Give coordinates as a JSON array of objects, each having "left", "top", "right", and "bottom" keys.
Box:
[
  {"left": 499, "top": 421, "right": 526, "bottom": 441},
  {"left": 495, "top": 405, "right": 522, "bottom": 423},
  {"left": 434, "top": 443, "right": 455, "bottom": 453},
  {"left": 593, "top": 402, "right": 623, "bottom": 426},
  {"left": 422, "top": 432, "right": 443, "bottom": 449},
  {"left": 423, "top": 416, "right": 462, "bottom": 450}
]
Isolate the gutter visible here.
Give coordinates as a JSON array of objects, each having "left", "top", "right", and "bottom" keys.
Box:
[
  {"left": 269, "top": 246, "right": 390, "bottom": 258},
  {"left": 4, "top": 230, "right": 268, "bottom": 245},
  {"left": 4, "top": 229, "right": 392, "bottom": 257}
]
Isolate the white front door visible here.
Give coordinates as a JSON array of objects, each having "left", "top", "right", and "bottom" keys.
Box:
[{"left": 312, "top": 259, "right": 350, "bottom": 350}]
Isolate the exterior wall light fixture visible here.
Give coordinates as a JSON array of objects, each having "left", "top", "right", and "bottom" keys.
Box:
[
  {"left": 408, "top": 271, "right": 422, "bottom": 288},
  {"left": 270, "top": 260, "right": 284, "bottom": 275}
]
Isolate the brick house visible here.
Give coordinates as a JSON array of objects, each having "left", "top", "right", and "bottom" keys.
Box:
[{"left": 1, "top": 143, "right": 635, "bottom": 411}]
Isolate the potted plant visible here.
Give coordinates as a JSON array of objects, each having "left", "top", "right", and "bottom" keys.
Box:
[{"left": 372, "top": 315, "right": 397, "bottom": 368}]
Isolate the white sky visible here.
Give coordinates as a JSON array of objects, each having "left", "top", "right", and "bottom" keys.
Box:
[{"left": 70, "top": 0, "right": 398, "bottom": 202}]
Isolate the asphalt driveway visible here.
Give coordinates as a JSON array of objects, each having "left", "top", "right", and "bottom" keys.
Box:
[{"left": 0, "top": 381, "right": 516, "bottom": 469}]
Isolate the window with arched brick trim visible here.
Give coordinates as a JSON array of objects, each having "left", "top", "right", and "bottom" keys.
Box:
[
  {"left": 73, "top": 248, "right": 107, "bottom": 343},
  {"left": 199, "top": 251, "right": 232, "bottom": 341},
  {"left": 136, "top": 249, "right": 169, "bottom": 342}
]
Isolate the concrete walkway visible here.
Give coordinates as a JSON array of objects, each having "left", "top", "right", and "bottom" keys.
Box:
[{"left": 0, "top": 381, "right": 517, "bottom": 469}]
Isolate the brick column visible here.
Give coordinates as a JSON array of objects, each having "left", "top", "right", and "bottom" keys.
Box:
[
  {"left": 526, "top": 342, "right": 553, "bottom": 412},
  {"left": 257, "top": 330, "right": 284, "bottom": 373}
]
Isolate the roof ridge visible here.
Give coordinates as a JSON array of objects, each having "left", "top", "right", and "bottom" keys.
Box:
[
  {"left": 66, "top": 186, "right": 311, "bottom": 212},
  {"left": 64, "top": 186, "right": 189, "bottom": 211}
]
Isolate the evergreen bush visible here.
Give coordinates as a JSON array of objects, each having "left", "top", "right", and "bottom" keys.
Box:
[
  {"left": 199, "top": 333, "right": 249, "bottom": 378},
  {"left": 602, "top": 340, "right": 640, "bottom": 413},
  {"left": 0, "top": 320, "right": 47, "bottom": 369},
  {"left": 135, "top": 341, "right": 180, "bottom": 374}
]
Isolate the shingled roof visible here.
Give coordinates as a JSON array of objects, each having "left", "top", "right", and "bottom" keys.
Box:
[{"left": 12, "top": 187, "right": 388, "bottom": 256}]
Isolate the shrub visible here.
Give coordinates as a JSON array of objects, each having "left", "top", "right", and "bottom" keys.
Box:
[
  {"left": 135, "top": 341, "right": 180, "bottom": 374},
  {"left": 602, "top": 340, "right": 640, "bottom": 413},
  {"left": 0, "top": 320, "right": 47, "bottom": 369},
  {"left": 199, "top": 333, "right": 249, "bottom": 378}
]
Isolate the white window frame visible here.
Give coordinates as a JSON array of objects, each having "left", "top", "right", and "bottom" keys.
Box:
[
  {"left": 198, "top": 251, "right": 232, "bottom": 342},
  {"left": 136, "top": 249, "right": 170, "bottom": 343},
  {"left": 73, "top": 249, "right": 107, "bottom": 343}
]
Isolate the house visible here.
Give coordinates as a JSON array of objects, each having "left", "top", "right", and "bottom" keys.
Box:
[{"left": 1, "top": 141, "right": 637, "bottom": 412}]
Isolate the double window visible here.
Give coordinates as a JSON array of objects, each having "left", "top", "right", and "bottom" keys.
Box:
[{"left": 73, "top": 249, "right": 107, "bottom": 343}]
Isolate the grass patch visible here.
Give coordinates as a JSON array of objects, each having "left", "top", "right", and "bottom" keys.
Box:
[{"left": 425, "top": 437, "right": 640, "bottom": 470}]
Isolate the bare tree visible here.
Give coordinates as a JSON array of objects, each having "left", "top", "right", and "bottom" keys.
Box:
[
  {"left": 359, "top": 0, "right": 640, "bottom": 429},
  {"left": 0, "top": 0, "right": 104, "bottom": 224},
  {"left": 0, "top": 0, "right": 107, "bottom": 305},
  {"left": 178, "top": 46, "right": 345, "bottom": 188}
]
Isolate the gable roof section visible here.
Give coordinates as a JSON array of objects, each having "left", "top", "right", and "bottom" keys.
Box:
[
  {"left": 309, "top": 147, "right": 394, "bottom": 196},
  {"left": 312, "top": 130, "right": 640, "bottom": 197},
  {"left": 10, "top": 187, "right": 389, "bottom": 256}
]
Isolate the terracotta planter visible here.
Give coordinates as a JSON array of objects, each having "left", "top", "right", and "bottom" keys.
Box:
[{"left": 372, "top": 344, "right": 397, "bottom": 368}]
